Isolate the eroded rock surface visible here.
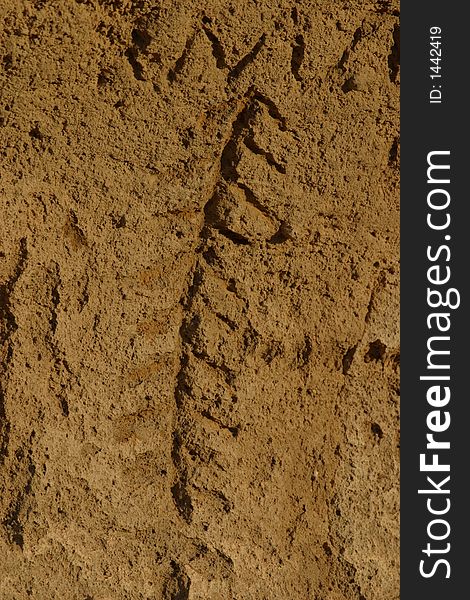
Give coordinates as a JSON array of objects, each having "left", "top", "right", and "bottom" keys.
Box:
[{"left": 1, "top": 1, "right": 399, "bottom": 598}]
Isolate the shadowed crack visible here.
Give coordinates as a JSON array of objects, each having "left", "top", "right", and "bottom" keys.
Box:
[
  {"left": 342, "top": 345, "right": 357, "bottom": 374},
  {"left": 228, "top": 34, "right": 266, "bottom": 80},
  {"left": 168, "top": 33, "right": 196, "bottom": 82},
  {"left": 0, "top": 238, "right": 28, "bottom": 463},
  {"left": 202, "top": 23, "right": 229, "bottom": 70},
  {"left": 243, "top": 134, "right": 286, "bottom": 173},
  {"left": 252, "top": 91, "right": 288, "bottom": 131},
  {"left": 202, "top": 24, "right": 266, "bottom": 81},
  {"left": 291, "top": 34, "right": 305, "bottom": 82},
  {"left": 0, "top": 388, "right": 11, "bottom": 464},
  {"left": 3, "top": 453, "right": 35, "bottom": 548},
  {"left": 337, "top": 26, "right": 363, "bottom": 71},
  {"left": 388, "top": 24, "right": 400, "bottom": 83},
  {"left": 164, "top": 561, "right": 191, "bottom": 600}
]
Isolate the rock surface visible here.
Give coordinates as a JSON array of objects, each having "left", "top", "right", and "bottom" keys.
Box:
[{"left": 1, "top": 1, "right": 399, "bottom": 598}]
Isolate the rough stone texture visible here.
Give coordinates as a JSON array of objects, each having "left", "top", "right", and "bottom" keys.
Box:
[{"left": 0, "top": 1, "right": 399, "bottom": 598}]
